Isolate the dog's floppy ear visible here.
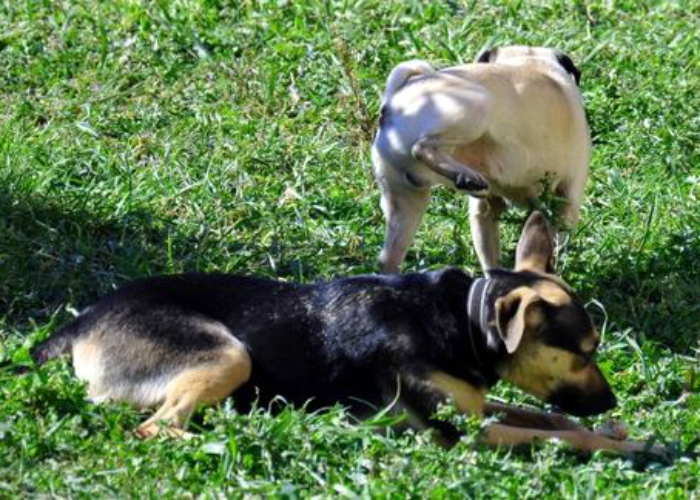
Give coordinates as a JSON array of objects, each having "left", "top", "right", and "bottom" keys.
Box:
[
  {"left": 555, "top": 52, "right": 581, "bottom": 85},
  {"left": 515, "top": 211, "right": 554, "bottom": 273},
  {"left": 476, "top": 47, "right": 498, "bottom": 63},
  {"left": 495, "top": 287, "right": 542, "bottom": 354}
]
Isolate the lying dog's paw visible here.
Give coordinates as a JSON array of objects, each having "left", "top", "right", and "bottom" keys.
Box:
[
  {"left": 455, "top": 172, "right": 489, "bottom": 195},
  {"left": 596, "top": 419, "right": 628, "bottom": 441}
]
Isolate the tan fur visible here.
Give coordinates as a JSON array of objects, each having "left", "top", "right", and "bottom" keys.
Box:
[
  {"left": 481, "top": 422, "right": 667, "bottom": 458},
  {"left": 498, "top": 344, "right": 607, "bottom": 400},
  {"left": 429, "top": 371, "right": 486, "bottom": 416},
  {"left": 515, "top": 257, "right": 549, "bottom": 274},
  {"left": 494, "top": 286, "right": 545, "bottom": 354},
  {"left": 72, "top": 338, "right": 108, "bottom": 402},
  {"left": 135, "top": 345, "right": 252, "bottom": 439},
  {"left": 514, "top": 211, "right": 556, "bottom": 274},
  {"left": 374, "top": 46, "right": 590, "bottom": 272},
  {"left": 532, "top": 280, "right": 572, "bottom": 306},
  {"left": 580, "top": 333, "right": 600, "bottom": 354}
]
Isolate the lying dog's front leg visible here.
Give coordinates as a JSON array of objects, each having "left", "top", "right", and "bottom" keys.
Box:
[
  {"left": 483, "top": 401, "right": 583, "bottom": 431},
  {"left": 412, "top": 140, "right": 489, "bottom": 195},
  {"left": 481, "top": 423, "right": 668, "bottom": 458},
  {"left": 398, "top": 370, "right": 486, "bottom": 446}
]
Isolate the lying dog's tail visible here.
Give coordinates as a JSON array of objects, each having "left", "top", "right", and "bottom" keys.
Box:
[
  {"left": 381, "top": 60, "right": 433, "bottom": 107},
  {"left": 4, "top": 312, "right": 92, "bottom": 374},
  {"left": 31, "top": 312, "right": 93, "bottom": 366}
]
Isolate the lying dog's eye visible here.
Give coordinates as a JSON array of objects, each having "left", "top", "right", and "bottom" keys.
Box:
[
  {"left": 571, "top": 351, "right": 595, "bottom": 370},
  {"left": 579, "top": 351, "right": 596, "bottom": 368}
]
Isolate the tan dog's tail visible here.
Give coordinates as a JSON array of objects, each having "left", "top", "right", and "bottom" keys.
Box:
[{"left": 381, "top": 60, "right": 433, "bottom": 107}]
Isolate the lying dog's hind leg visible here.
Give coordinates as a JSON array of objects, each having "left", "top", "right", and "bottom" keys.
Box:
[
  {"left": 135, "top": 344, "right": 251, "bottom": 439},
  {"left": 412, "top": 139, "right": 489, "bottom": 195}
]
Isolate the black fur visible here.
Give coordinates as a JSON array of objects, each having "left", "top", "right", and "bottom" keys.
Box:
[
  {"left": 29, "top": 265, "right": 615, "bottom": 436},
  {"left": 555, "top": 52, "right": 581, "bottom": 85},
  {"left": 548, "top": 381, "right": 616, "bottom": 417},
  {"left": 476, "top": 47, "right": 498, "bottom": 63},
  {"left": 31, "top": 313, "right": 91, "bottom": 365},
  {"left": 33, "top": 269, "right": 501, "bottom": 415}
]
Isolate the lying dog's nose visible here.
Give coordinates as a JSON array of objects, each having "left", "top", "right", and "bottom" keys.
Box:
[
  {"left": 592, "top": 389, "right": 618, "bottom": 415},
  {"left": 548, "top": 385, "right": 617, "bottom": 417}
]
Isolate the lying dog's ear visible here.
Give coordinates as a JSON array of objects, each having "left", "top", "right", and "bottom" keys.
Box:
[
  {"left": 495, "top": 287, "right": 542, "bottom": 354},
  {"left": 476, "top": 47, "right": 498, "bottom": 63},
  {"left": 555, "top": 52, "right": 581, "bottom": 85},
  {"left": 515, "top": 211, "right": 554, "bottom": 273}
]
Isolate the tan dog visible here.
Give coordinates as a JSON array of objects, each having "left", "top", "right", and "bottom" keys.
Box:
[{"left": 372, "top": 46, "right": 591, "bottom": 272}]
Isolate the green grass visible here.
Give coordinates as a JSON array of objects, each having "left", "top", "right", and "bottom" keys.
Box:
[{"left": 1, "top": 0, "right": 699, "bottom": 496}]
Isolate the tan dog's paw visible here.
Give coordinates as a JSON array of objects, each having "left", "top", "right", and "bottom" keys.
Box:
[
  {"left": 134, "top": 423, "right": 197, "bottom": 440},
  {"left": 134, "top": 423, "right": 159, "bottom": 439}
]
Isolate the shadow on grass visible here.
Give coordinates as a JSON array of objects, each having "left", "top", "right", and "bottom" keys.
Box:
[
  {"left": 3, "top": 183, "right": 697, "bottom": 355},
  {"left": 583, "top": 230, "right": 700, "bottom": 355},
  {"left": 0, "top": 187, "right": 193, "bottom": 330},
  {"left": 0, "top": 186, "right": 323, "bottom": 334}
]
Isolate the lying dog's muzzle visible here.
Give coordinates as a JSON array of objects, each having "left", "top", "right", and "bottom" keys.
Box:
[{"left": 547, "top": 384, "right": 617, "bottom": 417}]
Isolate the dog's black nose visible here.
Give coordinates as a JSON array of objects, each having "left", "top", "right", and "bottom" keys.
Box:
[
  {"left": 548, "top": 385, "right": 617, "bottom": 417},
  {"left": 455, "top": 172, "right": 489, "bottom": 194},
  {"left": 591, "top": 389, "right": 618, "bottom": 415}
]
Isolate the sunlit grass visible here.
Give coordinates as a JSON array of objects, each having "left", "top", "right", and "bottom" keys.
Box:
[{"left": 1, "top": 1, "right": 698, "bottom": 496}]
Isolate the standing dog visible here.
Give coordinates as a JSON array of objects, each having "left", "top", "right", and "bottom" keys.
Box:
[
  {"left": 372, "top": 46, "right": 591, "bottom": 272},
  {"left": 23, "top": 213, "right": 661, "bottom": 456}
]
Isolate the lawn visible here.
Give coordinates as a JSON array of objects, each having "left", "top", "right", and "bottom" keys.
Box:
[{"left": 1, "top": 0, "right": 699, "bottom": 496}]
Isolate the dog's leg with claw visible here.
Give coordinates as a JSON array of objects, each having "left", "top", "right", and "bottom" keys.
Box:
[
  {"left": 412, "top": 139, "right": 489, "bottom": 195},
  {"left": 481, "top": 422, "right": 667, "bottom": 458},
  {"left": 469, "top": 196, "right": 506, "bottom": 271},
  {"left": 482, "top": 402, "right": 665, "bottom": 458},
  {"left": 377, "top": 176, "right": 430, "bottom": 273},
  {"left": 135, "top": 345, "right": 251, "bottom": 439},
  {"left": 484, "top": 401, "right": 583, "bottom": 431}
]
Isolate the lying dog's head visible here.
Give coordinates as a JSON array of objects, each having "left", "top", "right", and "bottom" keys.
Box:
[
  {"left": 479, "top": 212, "right": 614, "bottom": 416},
  {"left": 476, "top": 45, "right": 581, "bottom": 86}
]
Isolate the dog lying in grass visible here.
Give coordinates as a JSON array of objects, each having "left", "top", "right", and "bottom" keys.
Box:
[
  {"left": 372, "top": 46, "right": 590, "bottom": 272},
  {"left": 24, "top": 212, "right": 663, "bottom": 457}
]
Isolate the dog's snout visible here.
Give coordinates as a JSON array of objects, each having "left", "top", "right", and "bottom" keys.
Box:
[
  {"left": 593, "top": 388, "right": 617, "bottom": 414},
  {"left": 548, "top": 384, "right": 617, "bottom": 417}
]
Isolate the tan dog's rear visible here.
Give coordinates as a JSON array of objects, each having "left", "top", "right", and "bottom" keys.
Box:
[{"left": 373, "top": 45, "right": 591, "bottom": 272}]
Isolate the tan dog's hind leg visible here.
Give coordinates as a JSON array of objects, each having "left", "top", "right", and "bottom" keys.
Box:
[
  {"left": 378, "top": 179, "right": 430, "bottom": 273},
  {"left": 552, "top": 176, "right": 585, "bottom": 266},
  {"left": 412, "top": 140, "right": 489, "bottom": 195},
  {"left": 135, "top": 345, "right": 251, "bottom": 439},
  {"left": 469, "top": 196, "right": 506, "bottom": 271}
]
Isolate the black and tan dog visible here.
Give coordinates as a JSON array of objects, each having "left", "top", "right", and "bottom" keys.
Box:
[{"left": 26, "top": 213, "right": 656, "bottom": 455}]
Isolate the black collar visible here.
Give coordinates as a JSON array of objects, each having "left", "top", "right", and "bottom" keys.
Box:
[
  {"left": 467, "top": 277, "right": 492, "bottom": 337},
  {"left": 465, "top": 277, "right": 500, "bottom": 386}
]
